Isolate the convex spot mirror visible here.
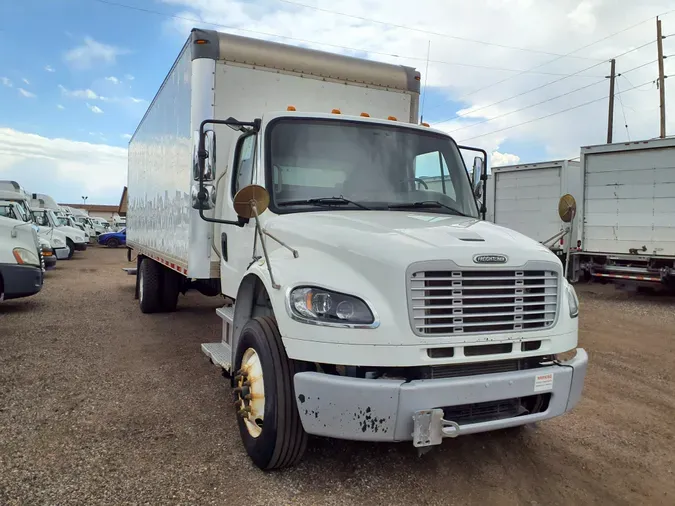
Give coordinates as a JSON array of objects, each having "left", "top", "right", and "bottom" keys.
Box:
[
  {"left": 233, "top": 185, "right": 270, "bottom": 219},
  {"left": 558, "top": 193, "right": 577, "bottom": 223},
  {"left": 193, "top": 129, "right": 216, "bottom": 181}
]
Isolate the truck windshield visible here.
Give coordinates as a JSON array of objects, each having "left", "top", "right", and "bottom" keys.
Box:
[
  {"left": 32, "top": 210, "right": 50, "bottom": 227},
  {"left": 266, "top": 118, "right": 479, "bottom": 218},
  {"left": 0, "top": 204, "right": 19, "bottom": 220}
]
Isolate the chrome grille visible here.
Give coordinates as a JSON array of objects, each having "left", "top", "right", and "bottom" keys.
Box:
[{"left": 409, "top": 269, "right": 558, "bottom": 335}]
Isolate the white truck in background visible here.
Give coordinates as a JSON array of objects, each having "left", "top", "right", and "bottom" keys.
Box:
[
  {"left": 486, "top": 160, "right": 582, "bottom": 259},
  {"left": 127, "top": 29, "right": 587, "bottom": 470},
  {"left": 0, "top": 215, "right": 43, "bottom": 301},
  {"left": 29, "top": 196, "right": 89, "bottom": 255},
  {"left": 0, "top": 192, "right": 71, "bottom": 260},
  {"left": 571, "top": 138, "right": 675, "bottom": 287}
]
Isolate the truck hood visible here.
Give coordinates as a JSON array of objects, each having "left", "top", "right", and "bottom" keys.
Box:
[{"left": 265, "top": 210, "right": 560, "bottom": 268}]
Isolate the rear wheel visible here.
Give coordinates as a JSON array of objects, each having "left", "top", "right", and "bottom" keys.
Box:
[
  {"left": 159, "top": 268, "right": 181, "bottom": 312},
  {"left": 234, "top": 316, "right": 307, "bottom": 470},
  {"left": 107, "top": 237, "right": 120, "bottom": 248},
  {"left": 65, "top": 239, "right": 75, "bottom": 260},
  {"left": 139, "top": 258, "right": 162, "bottom": 314}
]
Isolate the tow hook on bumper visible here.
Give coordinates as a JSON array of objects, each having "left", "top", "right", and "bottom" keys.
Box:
[{"left": 412, "top": 409, "right": 460, "bottom": 447}]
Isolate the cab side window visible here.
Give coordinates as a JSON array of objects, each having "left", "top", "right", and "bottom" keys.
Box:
[{"left": 232, "top": 134, "right": 256, "bottom": 196}]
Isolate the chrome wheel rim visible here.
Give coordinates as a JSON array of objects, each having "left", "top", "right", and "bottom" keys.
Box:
[{"left": 236, "top": 348, "right": 265, "bottom": 438}]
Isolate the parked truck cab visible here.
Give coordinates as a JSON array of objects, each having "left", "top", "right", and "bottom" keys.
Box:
[
  {"left": 31, "top": 208, "right": 87, "bottom": 258},
  {"left": 0, "top": 215, "right": 43, "bottom": 301},
  {"left": 128, "top": 29, "right": 587, "bottom": 470}
]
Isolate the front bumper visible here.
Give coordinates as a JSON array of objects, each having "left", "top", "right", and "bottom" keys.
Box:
[
  {"left": 54, "top": 247, "right": 70, "bottom": 260},
  {"left": 293, "top": 349, "right": 587, "bottom": 443},
  {"left": 0, "top": 263, "right": 43, "bottom": 300},
  {"left": 74, "top": 242, "right": 87, "bottom": 251}
]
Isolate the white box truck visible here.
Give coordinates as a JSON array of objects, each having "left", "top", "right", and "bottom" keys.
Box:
[
  {"left": 127, "top": 29, "right": 587, "bottom": 469},
  {"left": 572, "top": 138, "right": 675, "bottom": 285},
  {"left": 487, "top": 160, "right": 583, "bottom": 256}
]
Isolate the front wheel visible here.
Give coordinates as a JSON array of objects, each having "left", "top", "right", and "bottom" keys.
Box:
[
  {"left": 65, "top": 239, "right": 75, "bottom": 260},
  {"left": 234, "top": 316, "right": 307, "bottom": 470},
  {"left": 106, "top": 237, "right": 120, "bottom": 248}
]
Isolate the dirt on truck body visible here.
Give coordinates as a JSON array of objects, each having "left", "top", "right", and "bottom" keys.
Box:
[{"left": 0, "top": 248, "right": 674, "bottom": 505}]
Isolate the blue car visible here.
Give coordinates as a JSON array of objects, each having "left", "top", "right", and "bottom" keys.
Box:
[{"left": 98, "top": 228, "right": 126, "bottom": 248}]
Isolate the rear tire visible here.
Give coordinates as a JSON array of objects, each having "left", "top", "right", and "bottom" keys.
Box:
[
  {"left": 65, "top": 239, "right": 75, "bottom": 260},
  {"left": 107, "top": 237, "right": 120, "bottom": 248},
  {"left": 234, "top": 316, "right": 307, "bottom": 470},
  {"left": 139, "top": 258, "right": 162, "bottom": 314},
  {"left": 159, "top": 268, "right": 181, "bottom": 312}
]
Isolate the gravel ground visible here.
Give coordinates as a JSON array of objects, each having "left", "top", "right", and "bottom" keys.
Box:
[{"left": 1, "top": 248, "right": 674, "bottom": 505}]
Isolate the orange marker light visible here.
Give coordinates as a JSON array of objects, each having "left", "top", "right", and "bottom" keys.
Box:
[
  {"left": 287, "top": 105, "right": 296, "bottom": 111},
  {"left": 387, "top": 116, "right": 397, "bottom": 121},
  {"left": 421, "top": 122, "right": 430, "bottom": 127},
  {"left": 331, "top": 109, "right": 341, "bottom": 114},
  {"left": 195, "top": 39, "right": 208, "bottom": 45},
  {"left": 360, "top": 112, "right": 370, "bottom": 117}
]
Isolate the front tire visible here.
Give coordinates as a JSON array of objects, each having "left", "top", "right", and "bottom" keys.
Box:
[
  {"left": 107, "top": 237, "right": 120, "bottom": 248},
  {"left": 138, "top": 258, "right": 162, "bottom": 313},
  {"left": 65, "top": 239, "right": 75, "bottom": 260},
  {"left": 234, "top": 316, "right": 307, "bottom": 470}
]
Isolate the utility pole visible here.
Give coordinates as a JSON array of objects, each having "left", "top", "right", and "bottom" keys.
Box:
[
  {"left": 656, "top": 17, "right": 666, "bottom": 138},
  {"left": 606, "top": 58, "right": 616, "bottom": 143}
]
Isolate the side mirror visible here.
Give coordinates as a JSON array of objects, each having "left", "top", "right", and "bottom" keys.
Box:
[
  {"left": 471, "top": 156, "right": 483, "bottom": 187},
  {"left": 191, "top": 183, "right": 216, "bottom": 210},
  {"left": 473, "top": 179, "right": 484, "bottom": 199},
  {"left": 194, "top": 129, "right": 216, "bottom": 182}
]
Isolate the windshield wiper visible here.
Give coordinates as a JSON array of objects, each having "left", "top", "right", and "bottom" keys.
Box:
[
  {"left": 388, "top": 200, "right": 469, "bottom": 217},
  {"left": 278, "top": 197, "right": 370, "bottom": 210}
]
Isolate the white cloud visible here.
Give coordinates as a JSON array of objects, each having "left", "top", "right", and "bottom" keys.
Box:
[
  {"left": 87, "top": 103, "right": 104, "bottom": 114},
  {"left": 63, "top": 37, "right": 127, "bottom": 69},
  {"left": 105, "top": 76, "right": 121, "bottom": 84},
  {"left": 1, "top": 77, "right": 12, "bottom": 87},
  {"left": 22, "top": 78, "right": 30, "bottom": 85},
  {"left": 491, "top": 151, "right": 521, "bottom": 167},
  {"left": 121, "top": 133, "right": 133, "bottom": 140},
  {"left": 57, "top": 104, "right": 65, "bottom": 110},
  {"left": 59, "top": 84, "right": 99, "bottom": 99},
  {"left": 0, "top": 128, "right": 127, "bottom": 199},
  {"left": 125, "top": 74, "right": 135, "bottom": 81},
  {"left": 18, "top": 88, "right": 36, "bottom": 98},
  {"left": 45, "top": 65, "right": 56, "bottom": 73},
  {"left": 159, "top": 0, "right": 675, "bottom": 163},
  {"left": 129, "top": 97, "right": 147, "bottom": 104}
]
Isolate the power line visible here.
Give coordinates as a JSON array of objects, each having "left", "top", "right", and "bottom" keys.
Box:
[
  {"left": 457, "top": 78, "right": 654, "bottom": 143},
  {"left": 443, "top": 78, "right": 607, "bottom": 133},
  {"left": 86, "top": 0, "right": 606, "bottom": 78},
  {"left": 276, "top": 0, "right": 604, "bottom": 61},
  {"left": 447, "top": 59, "right": 657, "bottom": 138},
  {"left": 432, "top": 60, "right": 608, "bottom": 126},
  {"left": 444, "top": 12, "right": 675, "bottom": 109},
  {"left": 615, "top": 80, "right": 631, "bottom": 141},
  {"left": 431, "top": 38, "right": 658, "bottom": 126}
]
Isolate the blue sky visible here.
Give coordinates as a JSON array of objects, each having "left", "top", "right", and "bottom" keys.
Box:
[{"left": 1, "top": 0, "right": 672, "bottom": 204}]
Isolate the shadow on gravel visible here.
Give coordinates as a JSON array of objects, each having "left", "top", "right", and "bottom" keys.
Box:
[{"left": 0, "top": 299, "right": 41, "bottom": 313}]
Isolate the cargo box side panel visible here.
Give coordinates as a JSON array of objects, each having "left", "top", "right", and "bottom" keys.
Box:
[
  {"left": 127, "top": 44, "right": 192, "bottom": 266},
  {"left": 493, "top": 167, "right": 562, "bottom": 243},
  {"left": 583, "top": 149, "right": 675, "bottom": 256}
]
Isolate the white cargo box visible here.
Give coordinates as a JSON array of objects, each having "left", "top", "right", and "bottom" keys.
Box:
[
  {"left": 580, "top": 138, "right": 675, "bottom": 257},
  {"left": 488, "top": 160, "right": 582, "bottom": 248}
]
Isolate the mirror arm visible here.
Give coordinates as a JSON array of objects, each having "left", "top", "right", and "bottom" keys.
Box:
[
  {"left": 458, "top": 145, "right": 489, "bottom": 220},
  {"left": 197, "top": 118, "right": 261, "bottom": 226}
]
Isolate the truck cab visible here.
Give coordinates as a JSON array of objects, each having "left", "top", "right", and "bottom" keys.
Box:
[
  {"left": 31, "top": 208, "right": 87, "bottom": 258},
  {"left": 0, "top": 198, "right": 70, "bottom": 261},
  {"left": 0, "top": 215, "right": 43, "bottom": 301}
]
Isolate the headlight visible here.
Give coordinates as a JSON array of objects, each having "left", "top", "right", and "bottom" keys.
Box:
[
  {"left": 288, "top": 287, "right": 377, "bottom": 327},
  {"left": 566, "top": 284, "right": 579, "bottom": 318},
  {"left": 13, "top": 247, "right": 40, "bottom": 266},
  {"left": 75, "top": 236, "right": 84, "bottom": 242},
  {"left": 52, "top": 237, "right": 65, "bottom": 247}
]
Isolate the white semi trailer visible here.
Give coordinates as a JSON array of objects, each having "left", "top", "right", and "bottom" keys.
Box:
[
  {"left": 487, "top": 160, "right": 582, "bottom": 257},
  {"left": 127, "top": 29, "right": 587, "bottom": 469},
  {"left": 572, "top": 138, "right": 675, "bottom": 286}
]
